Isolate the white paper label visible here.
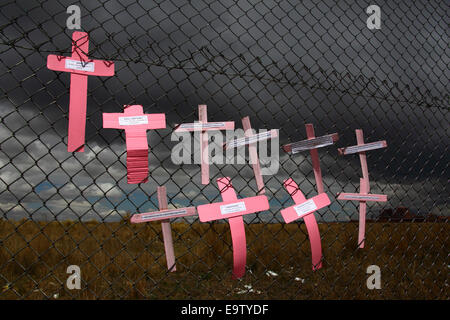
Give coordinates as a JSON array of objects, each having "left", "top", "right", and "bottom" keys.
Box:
[
  {"left": 141, "top": 209, "right": 188, "bottom": 220},
  {"left": 294, "top": 199, "right": 317, "bottom": 216},
  {"left": 119, "top": 116, "right": 148, "bottom": 126},
  {"left": 179, "top": 122, "right": 225, "bottom": 129},
  {"left": 341, "top": 194, "right": 381, "bottom": 201},
  {"left": 220, "top": 202, "right": 246, "bottom": 215},
  {"left": 65, "top": 59, "right": 95, "bottom": 72},
  {"left": 227, "top": 131, "right": 274, "bottom": 148},
  {"left": 344, "top": 141, "right": 385, "bottom": 154}
]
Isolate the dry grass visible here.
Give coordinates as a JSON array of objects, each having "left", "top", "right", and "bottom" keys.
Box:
[{"left": 0, "top": 219, "right": 448, "bottom": 299}]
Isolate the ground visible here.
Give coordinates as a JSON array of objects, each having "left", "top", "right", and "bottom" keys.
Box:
[{"left": 0, "top": 219, "right": 448, "bottom": 299}]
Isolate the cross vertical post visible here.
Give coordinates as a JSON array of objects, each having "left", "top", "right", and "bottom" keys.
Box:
[
  {"left": 337, "top": 129, "right": 387, "bottom": 248},
  {"left": 102, "top": 105, "right": 166, "bottom": 184},
  {"left": 225, "top": 116, "right": 278, "bottom": 194},
  {"left": 197, "top": 177, "right": 269, "bottom": 279},
  {"left": 174, "top": 105, "right": 234, "bottom": 185},
  {"left": 47, "top": 31, "right": 115, "bottom": 152},
  {"left": 130, "top": 186, "right": 197, "bottom": 271}
]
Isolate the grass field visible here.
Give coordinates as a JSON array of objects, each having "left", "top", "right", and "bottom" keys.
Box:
[{"left": 0, "top": 219, "right": 448, "bottom": 299}]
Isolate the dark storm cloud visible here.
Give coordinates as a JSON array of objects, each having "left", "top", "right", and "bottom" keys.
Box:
[{"left": 0, "top": 0, "right": 448, "bottom": 221}]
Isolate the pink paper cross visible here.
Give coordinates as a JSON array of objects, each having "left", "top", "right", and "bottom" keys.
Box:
[
  {"left": 47, "top": 31, "right": 115, "bottom": 152},
  {"left": 174, "top": 105, "right": 234, "bottom": 185},
  {"left": 337, "top": 129, "right": 387, "bottom": 248},
  {"left": 224, "top": 116, "right": 278, "bottom": 194},
  {"left": 130, "top": 186, "right": 197, "bottom": 272},
  {"left": 103, "top": 105, "right": 166, "bottom": 184},
  {"left": 281, "top": 178, "right": 330, "bottom": 270},
  {"left": 282, "top": 124, "right": 338, "bottom": 194},
  {"left": 197, "top": 177, "right": 269, "bottom": 279}
]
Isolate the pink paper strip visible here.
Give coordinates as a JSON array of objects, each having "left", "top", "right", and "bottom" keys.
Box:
[
  {"left": 157, "top": 186, "right": 176, "bottom": 272},
  {"left": 174, "top": 105, "right": 234, "bottom": 185},
  {"left": 129, "top": 186, "right": 198, "bottom": 272},
  {"left": 282, "top": 124, "right": 338, "bottom": 194},
  {"left": 306, "top": 124, "right": 324, "bottom": 194},
  {"left": 197, "top": 177, "right": 269, "bottom": 279},
  {"left": 281, "top": 178, "right": 329, "bottom": 270},
  {"left": 358, "top": 178, "right": 369, "bottom": 248},
  {"left": 337, "top": 129, "right": 388, "bottom": 248},
  {"left": 103, "top": 105, "right": 166, "bottom": 184},
  {"left": 47, "top": 31, "right": 115, "bottom": 152}
]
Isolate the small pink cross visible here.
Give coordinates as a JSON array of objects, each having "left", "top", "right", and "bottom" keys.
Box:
[
  {"left": 337, "top": 129, "right": 387, "bottom": 248},
  {"left": 130, "top": 186, "right": 197, "bottom": 272},
  {"left": 281, "top": 178, "right": 330, "bottom": 270},
  {"left": 174, "top": 105, "right": 234, "bottom": 185},
  {"left": 224, "top": 116, "right": 278, "bottom": 194},
  {"left": 283, "top": 123, "right": 338, "bottom": 193},
  {"left": 197, "top": 177, "right": 269, "bottom": 279},
  {"left": 102, "top": 105, "right": 166, "bottom": 184},
  {"left": 47, "top": 31, "right": 115, "bottom": 152}
]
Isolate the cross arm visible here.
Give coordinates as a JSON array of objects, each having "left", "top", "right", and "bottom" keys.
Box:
[
  {"left": 47, "top": 55, "right": 115, "bottom": 76},
  {"left": 197, "top": 195, "right": 269, "bottom": 222}
]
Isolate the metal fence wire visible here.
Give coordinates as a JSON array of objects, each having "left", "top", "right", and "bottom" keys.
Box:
[{"left": 0, "top": 0, "right": 448, "bottom": 299}]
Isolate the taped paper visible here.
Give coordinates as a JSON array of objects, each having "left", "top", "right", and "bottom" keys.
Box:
[
  {"left": 65, "top": 59, "right": 95, "bottom": 72},
  {"left": 119, "top": 115, "right": 149, "bottom": 126},
  {"left": 294, "top": 199, "right": 317, "bottom": 217},
  {"left": 220, "top": 202, "right": 246, "bottom": 215}
]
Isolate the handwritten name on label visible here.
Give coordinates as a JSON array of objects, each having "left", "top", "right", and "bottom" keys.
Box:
[
  {"left": 220, "top": 202, "right": 246, "bottom": 215},
  {"left": 65, "top": 59, "right": 95, "bottom": 72},
  {"left": 227, "top": 131, "right": 275, "bottom": 148},
  {"left": 141, "top": 209, "right": 188, "bottom": 220},
  {"left": 118, "top": 116, "right": 149, "bottom": 126},
  {"left": 179, "top": 122, "right": 225, "bottom": 129},
  {"left": 294, "top": 199, "right": 317, "bottom": 216}
]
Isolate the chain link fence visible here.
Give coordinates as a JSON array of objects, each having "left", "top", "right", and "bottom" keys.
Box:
[{"left": 0, "top": 0, "right": 448, "bottom": 299}]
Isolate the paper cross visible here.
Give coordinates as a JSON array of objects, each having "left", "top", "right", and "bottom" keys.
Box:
[
  {"left": 282, "top": 123, "right": 338, "bottom": 194},
  {"left": 103, "top": 105, "right": 166, "bottom": 184},
  {"left": 337, "top": 129, "right": 387, "bottom": 248},
  {"left": 47, "top": 31, "right": 115, "bottom": 152},
  {"left": 130, "top": 186, "right": 197, "bottom": 272},
  {"left": 197, "top": 177, "right": 269, "bottom": 279},
  {"left": 224, "top": 116, "right": 278, "bottom": 194},
  {"left": 281, "top": 178, "right": 330, "bottom": 270},
  {"left": 174, "top": 105, "right": 234, "bottom": 185}
]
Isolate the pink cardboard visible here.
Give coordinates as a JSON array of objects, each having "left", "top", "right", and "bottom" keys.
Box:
[
  {"left": 174, "top": 105, "right": 234, "bottom": 185},
  {"left": 280, "top": 178, "right": 329, "bottom": 270},
  {"left": 337, "top": 129, "right": 388, "bottom": 248},
  {"left": 47, "top": 31, "right": 115, "bottom": 152},
  {"left": 130, "top": 186, "right": 197, "bottom": 272},
  {"left": 224, "top": 117, "right": 278, "bottom": 195},
  {"left": 103, "top": 105, "right": 166, "bottom": 184},
  {"left": 197, "top": 177, "right": 269, "bottom": 279},
  {"left": 282, "top": 124, "right": 338, "bottom": 194}
]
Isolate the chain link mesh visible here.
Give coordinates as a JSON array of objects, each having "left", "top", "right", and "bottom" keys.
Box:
[{"left": 0, "top": 0, "right": 448, "bottom": 299}]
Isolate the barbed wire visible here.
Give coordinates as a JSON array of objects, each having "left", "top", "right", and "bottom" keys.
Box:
[{"left": 0, "top": 34, "right": 448, "bottom": 111}]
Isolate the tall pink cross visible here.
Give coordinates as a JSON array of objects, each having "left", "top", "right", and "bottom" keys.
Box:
[
  {"left": 280, "top": 178, "right": 330, "bottom": 270},
  {"left": 102, "top": 105, "right": 166, "bottom": 184},
  {"left": 282, "top": 123, "right": 338, "bottom": 194},
  {"left": 174, "top": 105, "right": 234, "bottom": 185},
  {"left": 197, "top": 177, "right": 269, "bottom": 279},
  {"left": 47, "top": 31, "right": 115, "bottom": 152},
  {"left": 224, "top": 116, "right": 278, "bottom": 194},
  {"left": 337, "top": 129, "right": 387, "bottom": 248},
  {"left": 130, "top": 186, "right": 197, "bottom": 272}
]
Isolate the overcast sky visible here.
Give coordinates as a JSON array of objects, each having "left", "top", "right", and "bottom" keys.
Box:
[{"left": 0, "top": 0, "right": 448, "bottom": 222}]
